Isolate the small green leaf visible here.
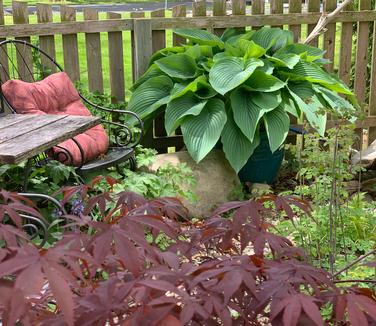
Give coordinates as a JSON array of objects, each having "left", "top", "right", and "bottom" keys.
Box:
[
  {"left": 181, "top": 98, "right": 227, "bottom": 162},
  {"left": 238, "top": 39, "right": 266, "bottom": 59},
  {"left": 209, "top": 57, "right": 264, "bottom": 95},
  {"left": 155, "top": 53, "right": 198, "bottom": 79},
  {"left": 264, "top": 106, "right": 290, "bottom": 152},
  {"left": 268, "top": 53, "right": 300, "bottom": 69}
]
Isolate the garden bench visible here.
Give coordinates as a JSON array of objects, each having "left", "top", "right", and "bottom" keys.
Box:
[{"left": 0, "top": 40, "right": 143, "bottom": 175}]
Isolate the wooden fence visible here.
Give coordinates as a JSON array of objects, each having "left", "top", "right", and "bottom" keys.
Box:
[{"left": 0, "top": 0, "right": 375, "bottom": 152}]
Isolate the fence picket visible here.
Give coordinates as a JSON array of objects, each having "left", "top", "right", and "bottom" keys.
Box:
[
  {"left": 84, "top": 8, "right": 103, "bottom": 93},
  {"left": 130, "top": 12, "right": 145, "bottom": 84},
  {"left": 37, "top": 4, "right": 56, "bottom": 75},
  {"left": 213, "top": 0, "right": 227, "bottom": 36},
  {"left": 270, "top": 0, "right": 283, "bottom": 29},
  {"left": 289, "top": 0, "right": 302, "bottom": 42},
  {"left": 338, "top": 2, "right": 354, "bottom": 86},
  {"left": 307, "top": 0, "right": 320, "bottom": 46},
  {"left": 369, "top": 16, "right": 376, "bottom": 143},
  {"left": 151, "top": 9, "right": 166, "bottom": 53},
  {"left": 0, "top": 0, "right": 8, "bottom": 83},
  {"left": 107, "top": 12, "right": 125, "bottom": 102},
  {"left": 61, "top": 6, "right": 80, "bottom": 82},
  {"left": 12, "top": 1, "right": 33, "bottom": 82},
  {"left": 232, "top": 0, "right": 246, "bottom": 32},
  {"left": 323, "top": 0, "right": 337, "bottom": 72},
  {"left": 172, "top": 5, "right": 186, "bottom": 46}
]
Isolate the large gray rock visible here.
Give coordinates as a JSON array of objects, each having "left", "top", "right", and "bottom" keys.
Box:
[{"left": 148, "top": 150, "right": 241, "bottom": 218}]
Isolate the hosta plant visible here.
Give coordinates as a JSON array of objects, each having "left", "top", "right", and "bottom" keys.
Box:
[{"left": 128, "top": 27, "right": 358, "bottom": 172}]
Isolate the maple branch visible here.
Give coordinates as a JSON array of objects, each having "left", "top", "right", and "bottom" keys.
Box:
[
  {"left": 332, "top": 249, "right": 376, "bottom": 278},
  {"left": 304, "top": 0, "right": 353, "bottom": 44},
  {"left": 333, "top": 279, "right": 376, "bottom": 284}
]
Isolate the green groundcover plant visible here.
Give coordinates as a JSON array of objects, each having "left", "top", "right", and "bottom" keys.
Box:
[{"left": 128, "top": 27, "right": 358, "bottom": 173}]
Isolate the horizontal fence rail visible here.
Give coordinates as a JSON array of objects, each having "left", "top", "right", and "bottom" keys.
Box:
[{"left": 0, "top": 0, "right": 375, "bottom": 152}]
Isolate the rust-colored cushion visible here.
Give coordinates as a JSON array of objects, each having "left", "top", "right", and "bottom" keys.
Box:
[{"left": 2, "top": 72, "right": 109, "bottom": 166}]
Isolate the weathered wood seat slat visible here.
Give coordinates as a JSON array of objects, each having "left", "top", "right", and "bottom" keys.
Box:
[{"left": 0, "top": 114, "right": 100, "bottom": 164}]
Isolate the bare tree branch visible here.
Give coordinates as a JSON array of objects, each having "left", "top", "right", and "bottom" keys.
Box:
[{"left": 304, "top": 0, "right": 353, "bottom": 44}]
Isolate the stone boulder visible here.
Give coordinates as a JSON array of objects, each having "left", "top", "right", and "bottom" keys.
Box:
[
  {"left": 352, "top": 139, "right": 376, "bottom": 168},
  {"left": 148, "top": 150, "right": 240, "bottom": 218}
]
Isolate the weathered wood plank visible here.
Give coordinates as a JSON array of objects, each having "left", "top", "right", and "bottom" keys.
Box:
[
  {"left": 12, "top": 1, "right": 33, "bottom": 82},
  {"left": 107, "top": 12, "right": 125, "bottom": 102},
  {"left": 130, "top": 11, "right": 145, "bottom": 82},
  {"left": 307, "top": 0, "right": 320, "bottom": 46},
  {"left": 289, "top": 0, "right": 301, "bottom": 42},
  {"left": 61, "top": 6, "right": 80, "bottom": 82},
  {"left": 2, "top": 12, "right": 376, "bottom": 38},
  {"left": 172, "top": 5, "right": 186, "bottom": 46},
  {"left": 213, "top": 0, "right": 227, "bottom": 36},
  {"left": 270, "top": 0, "right": 283, "bottom": 28},
  {"left": 0, "top": 115, "right": 66, "bottom": 144},
  {"left": 84, "top": 8, "right": 103, "bottom": 93},
  {"left": 0, "top": 114, "right": 34, "bottom": 130},
  {"left": 0, "top": 115, "right": 100, "bottom": 164},
  {"left": 0, "top": 0, "right": 8, "bottom": 83},
  {"left": 37, "top": 3, "right": 56, "bottom": 75},
  {"left": 151, "top": 9, "right": 166, "bottom": 53},
  {"left": 323, "top": 0, "right": 337, "bottom": 72},
  {"left": 338, "top": 2, "right": 354, "bottom": 85},
  {"left": 134, "top": 19, "right": 153, "bottom": 80}
]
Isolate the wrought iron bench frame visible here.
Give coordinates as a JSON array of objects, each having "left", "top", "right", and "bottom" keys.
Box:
[{"left": 0, "top": 39, "right": 144, "bottom": 175}]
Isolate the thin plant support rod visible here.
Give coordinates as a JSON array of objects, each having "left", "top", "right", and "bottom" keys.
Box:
[{"left": 304, "top": 0, "right": 353, "bottom": 44}]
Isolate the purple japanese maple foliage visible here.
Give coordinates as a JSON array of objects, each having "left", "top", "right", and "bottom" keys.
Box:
[{"left": 0, "top": 180, "right": 376, "bottom": 326}]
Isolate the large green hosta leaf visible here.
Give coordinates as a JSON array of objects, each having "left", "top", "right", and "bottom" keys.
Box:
[
  {"left": 244, "top": 70, "right": 286, "bottom": 92},
  {"left": 250, "top": 27, "right": 293, "bottom": 51},
  {"left": 209, "top": 57, "right": 264, "bottom": 95},
  {"left": 275, "top": 43, "right": 326, "bottom": 61},
  {"left": 221, "top": 111, "right": 261, "bottom": 173},
  {"left": 250, "top": 91, "right": 282, "bottom": 110},
  {"left": 170, "top": 75, "right": 217, "bottom": 100},
  {"left": 130, "top": 64, "right": 164, "bottom": 91},
  {"left": 231, "top": 88, "right": 278, "bottom": 142},
  {"left": 155, "top": 53, "right": 198, "bottom": 79},
  {"left": 268, "top": 53, "right": 300, "bottom": 69},
  {"left": 173, "top": 29, "right": 225, "bottom": 48},
  {"left": 181, "top": 98, "right": 227, "bottom": 162},
  {"left": 184, "top": 44, "right": 213, "bottom": 59},
  {"left": 313, "top": 85, "right": 357, "bottom": 121},
  {"left": 281, "top": 61, "right": 353, "bottom": 94},
  {"left": 165, "top": 92, "right": 207, "bottom": 135},
  {"left": 288, "top": 88, "right": 327, "bottom": 136},
  {"left": 264, "top": 106, "right": 290, "bottom": 152},
  {"left": 128, "top": 76, "right": 173, "bottom": 123}
]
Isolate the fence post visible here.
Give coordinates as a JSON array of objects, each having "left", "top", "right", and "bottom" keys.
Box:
[
  {"left": 133, "top": 19, "right": 152, "bottom": 80},
  {"left": 172, "top": 5, "right": 187, "bottom": 46}
]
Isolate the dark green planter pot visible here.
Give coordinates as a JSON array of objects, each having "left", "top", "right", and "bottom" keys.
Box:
[{"left": 237, "top": 131, "right": 285, "bottom": 184}]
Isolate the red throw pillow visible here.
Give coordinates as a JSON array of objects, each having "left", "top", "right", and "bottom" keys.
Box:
[{"left": 2, "top": 72, "right": 109, "bottom": 166}]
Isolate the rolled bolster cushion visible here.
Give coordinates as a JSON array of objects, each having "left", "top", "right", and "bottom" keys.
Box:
[{"left": 2, "top": 72, "right": 109, "bottom": 166}]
